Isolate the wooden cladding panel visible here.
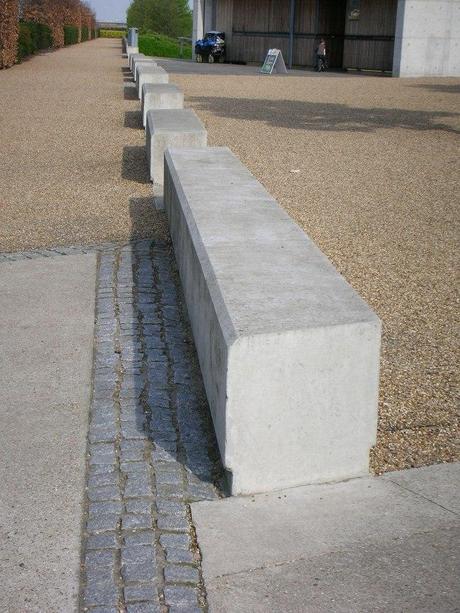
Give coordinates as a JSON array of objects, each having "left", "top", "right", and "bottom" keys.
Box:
[
  {"left": 343, "top": 0, "right": 397, "bottom": 69},
  {"left": 294, "top": 0, "right": 316, "bottom": 33},
  {"left": 345, "top": 0, "right": 397, "bottom": 36},
  {"left": 233, "top": 0, "right": 290, "bottom": 32},
  {"left": 216, "top": 0, "right": 234, "bottom": 50},
  {"left": 231, "top": 34, "right": 289, "bottom": 63},
  {"left": 343, "top": 39, "right": 394, "bottom": 70},
  {"left": 222, "top": 0, "right": 397, "bottom": 70}
]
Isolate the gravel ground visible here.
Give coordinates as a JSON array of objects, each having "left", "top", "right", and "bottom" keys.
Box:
[
  {"left": 1, "top": 42, "right": 458, "bottom": 474},
  {"left": 159, "top": 60, "right": 459, "bottom": 474},
  {"left": 0, "top": 39, "right": 167, "bottom": 251}
]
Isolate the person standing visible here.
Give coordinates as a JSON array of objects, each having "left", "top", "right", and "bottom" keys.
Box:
[{"left": 316, "top": 38, "right": 327, "bottom": 71}]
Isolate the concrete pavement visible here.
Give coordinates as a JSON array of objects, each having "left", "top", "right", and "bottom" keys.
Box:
[
  {"left": 0, "top": 254, "right": 96, "bottom": 612},
  {"left": 191, "top": 463, "right": 460, "bottom": 612}
]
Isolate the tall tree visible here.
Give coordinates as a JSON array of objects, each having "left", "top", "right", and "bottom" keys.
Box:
[{"left": 127, "top": 0, "right": 192, "bottom": 38}]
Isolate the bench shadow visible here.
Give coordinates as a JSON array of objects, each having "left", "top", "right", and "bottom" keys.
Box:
[
  {"left": 122, "top": 146, "right": 150, "bottom": 183},
  {"left": 124, "top": 110, "right": 143, "bottom": 129},
  {"left": 190, "top": 96, "right": 460, "bottom": 134},
  {"left": 127, "top": 198, "right": 227, "bottom": 498},
  {"left": 410, "top": 83, "right": 460, "bottom": 95},
  {"left": 124, "top": 85, "right": 138, "bottom": 100}
]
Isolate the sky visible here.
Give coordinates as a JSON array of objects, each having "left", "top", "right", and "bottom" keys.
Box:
[{"left": 88, "top": 0, "right": 193, "bottom": 23}]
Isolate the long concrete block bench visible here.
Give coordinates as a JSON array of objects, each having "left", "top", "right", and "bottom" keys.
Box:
[
  {"left": 142, "top": 84, "right": 184, "bottom": 127},
  {"left": 133, "top": 58, "right": 158, "bottom": 81},
  {"left": 146, "top": 109, "right": 206, "bottom": 185},
  {"left": 127, "top": 46, "right": 139, "bottom": 63},
  {"left": 163, "top": 147, "right": 381, "bottom": 496},
  {"left": 129, "top": 53, "right": 145, "bottom": 71},
  {"left": 136, "top": 65, "right": 168, "bottom": 100}
]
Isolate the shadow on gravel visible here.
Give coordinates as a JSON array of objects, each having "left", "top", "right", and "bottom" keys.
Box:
[
  {"left": 191, "top": 96, "right": 460, "bottom": 134},
  {"left": 122, "top": 146, "right": 150, "bottom": 183},
  {"left": 411, "top": 83, "right": 460, "bottom": 95},
  {"left": 124, "top": 110, "right": 143, "bottom": 129},
  {"left": 128, "top": 197, "right": 163, "bottom": 241},
  {"left": 124, "top": 85, "right": 138, "bottom": 100}
]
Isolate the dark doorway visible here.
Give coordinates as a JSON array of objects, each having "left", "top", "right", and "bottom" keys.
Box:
[{"left": 315, "top": 0, "right": 347, "bottom": 68}]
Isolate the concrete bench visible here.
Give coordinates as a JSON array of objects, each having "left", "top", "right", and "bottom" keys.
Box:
[
  {"left": 146, "top": 109, "right": 206, "bottom": 185},
  {"left": 142, "top": 84, "right": 184, "bottom": 127},
  {"left": 163, "top": 147, "right": 381, "bottom": 496},
  {"left": 129, "top": 53, "right": 145, "bottom": 71},
  {"left": 126, "top": 46, "right": 139, "bottom": 63},
  {"left": 133, "top": 58, "right": 158, "bottom": 81},
  {"left": 136, "top": 65, "right": 168, "bottom": 100}
]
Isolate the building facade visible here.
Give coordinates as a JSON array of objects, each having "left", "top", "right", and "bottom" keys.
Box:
[{"left": 193, "top": 0, "right": 460, "bottom": 76}]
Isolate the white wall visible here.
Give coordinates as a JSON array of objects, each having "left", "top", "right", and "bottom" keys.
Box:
[{"left": 393, "top": 0, "right": 460, "bottom": 77}]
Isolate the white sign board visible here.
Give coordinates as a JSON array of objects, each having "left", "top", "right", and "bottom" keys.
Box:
[{"left": 260, "top": 49, "right": 288, "bottom": 75}]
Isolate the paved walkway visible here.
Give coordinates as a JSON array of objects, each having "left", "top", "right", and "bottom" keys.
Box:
[
  {"left": 192, "top": 463, "right": 460, "bottom": 612},
  {"left": 0, "top": 253, "right": 96, "bottom": 611}
]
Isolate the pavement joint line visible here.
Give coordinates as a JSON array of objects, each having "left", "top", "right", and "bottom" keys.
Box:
[
  {"left": 382, "top": 476, "right": 460, "bottom": 517},
  {"left": 79, "top": 240, "right": 225, "bottom": 611}
]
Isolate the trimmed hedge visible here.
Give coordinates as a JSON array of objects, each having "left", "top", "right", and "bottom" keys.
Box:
[
  {"left": 99, "top": 29, "right": 125, "bottom": 38},
  {"left": 0, "top": 0, "right": 19, "bottom": 68},
  {"left": 64, "top": 25, "right": 79, "bottom": 45},
  {"left": 17, "top": 21, "right": 53, "bottom": 61},
  {"left": 139, "top": 33, "right": 192, "bottom": 59},
  {"left": 81, "top": 25, "right": 89, "bottom": 42}
]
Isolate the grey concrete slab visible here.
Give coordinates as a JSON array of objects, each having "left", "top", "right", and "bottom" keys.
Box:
[
  {"left": 206, "top": 527, "right": 460, "bottom": 613},
  {"left": 136, "top": 65, "right": 168, "bottom": 100},
  {"left": 191, "top": 464, "right": 460, "bottom": 612},
  {"left": 146, "top": 110, "right": 206, "bottom": 184},
  {"left": 127, "top": 46, "right": 139, "bottom": 65},
  {"left": 133, "top": 58, "right": 158, "bottom": 81},
  {"left": 142, "top": 83, "right": 184, "bottom": 127},
  {"left": 164, "top": 147, "right": 380, "bottom": 494},
  {"left": 0, "top": 254, "right": 97, "bottom": 612},
  {"left": 383, "top": 462, "right": 460, "bottom": 513},
  {"left": 129, "top": 52, "right": 145, "bottom": 71}
]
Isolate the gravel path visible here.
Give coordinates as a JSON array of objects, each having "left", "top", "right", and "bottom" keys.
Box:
[
  {"left": 0, "top": 39, "right": 167, "bottom": 252},
  {"left": 1, "top": 42, "right": 458, "bottom": 474},
  {"left": 157, "top": 59, "right": 460, "bottom": 474}
]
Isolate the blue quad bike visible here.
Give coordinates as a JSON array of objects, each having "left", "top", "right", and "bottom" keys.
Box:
[{"left": 195, "top": 31, "right": 226, "bottom": 63}]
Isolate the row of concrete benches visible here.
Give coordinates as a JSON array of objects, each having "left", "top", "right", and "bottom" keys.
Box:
[{"left": 126, "top": 47, "right": 381, "bottom": 495}]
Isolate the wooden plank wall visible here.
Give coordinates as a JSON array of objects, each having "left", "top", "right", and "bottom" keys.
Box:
[
  {"left": 217, "top": 0, "right": 397, "bottom": 70},
  {"left": 215, "top": 0, "right": 234, "bottom": 51},
  {"left": 343, "top": 0, "right": 397, "bottom": 70}
]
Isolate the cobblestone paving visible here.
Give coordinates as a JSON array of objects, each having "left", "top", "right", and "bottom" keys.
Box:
[{"left": 81, "top": 239, "right": 224, "bottom": 612}]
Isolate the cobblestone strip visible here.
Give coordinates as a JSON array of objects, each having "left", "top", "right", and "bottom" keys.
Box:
[{"left": 81, "top": 240, "right": 223, "bottom": 613}]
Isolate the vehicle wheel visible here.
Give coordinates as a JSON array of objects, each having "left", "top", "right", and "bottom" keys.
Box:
[
  {"left": 196, "top": 54, "right": 203, "bottom": 63},
  {"left": 208, "top": 54, "right": 215, "bottom": 64}
]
